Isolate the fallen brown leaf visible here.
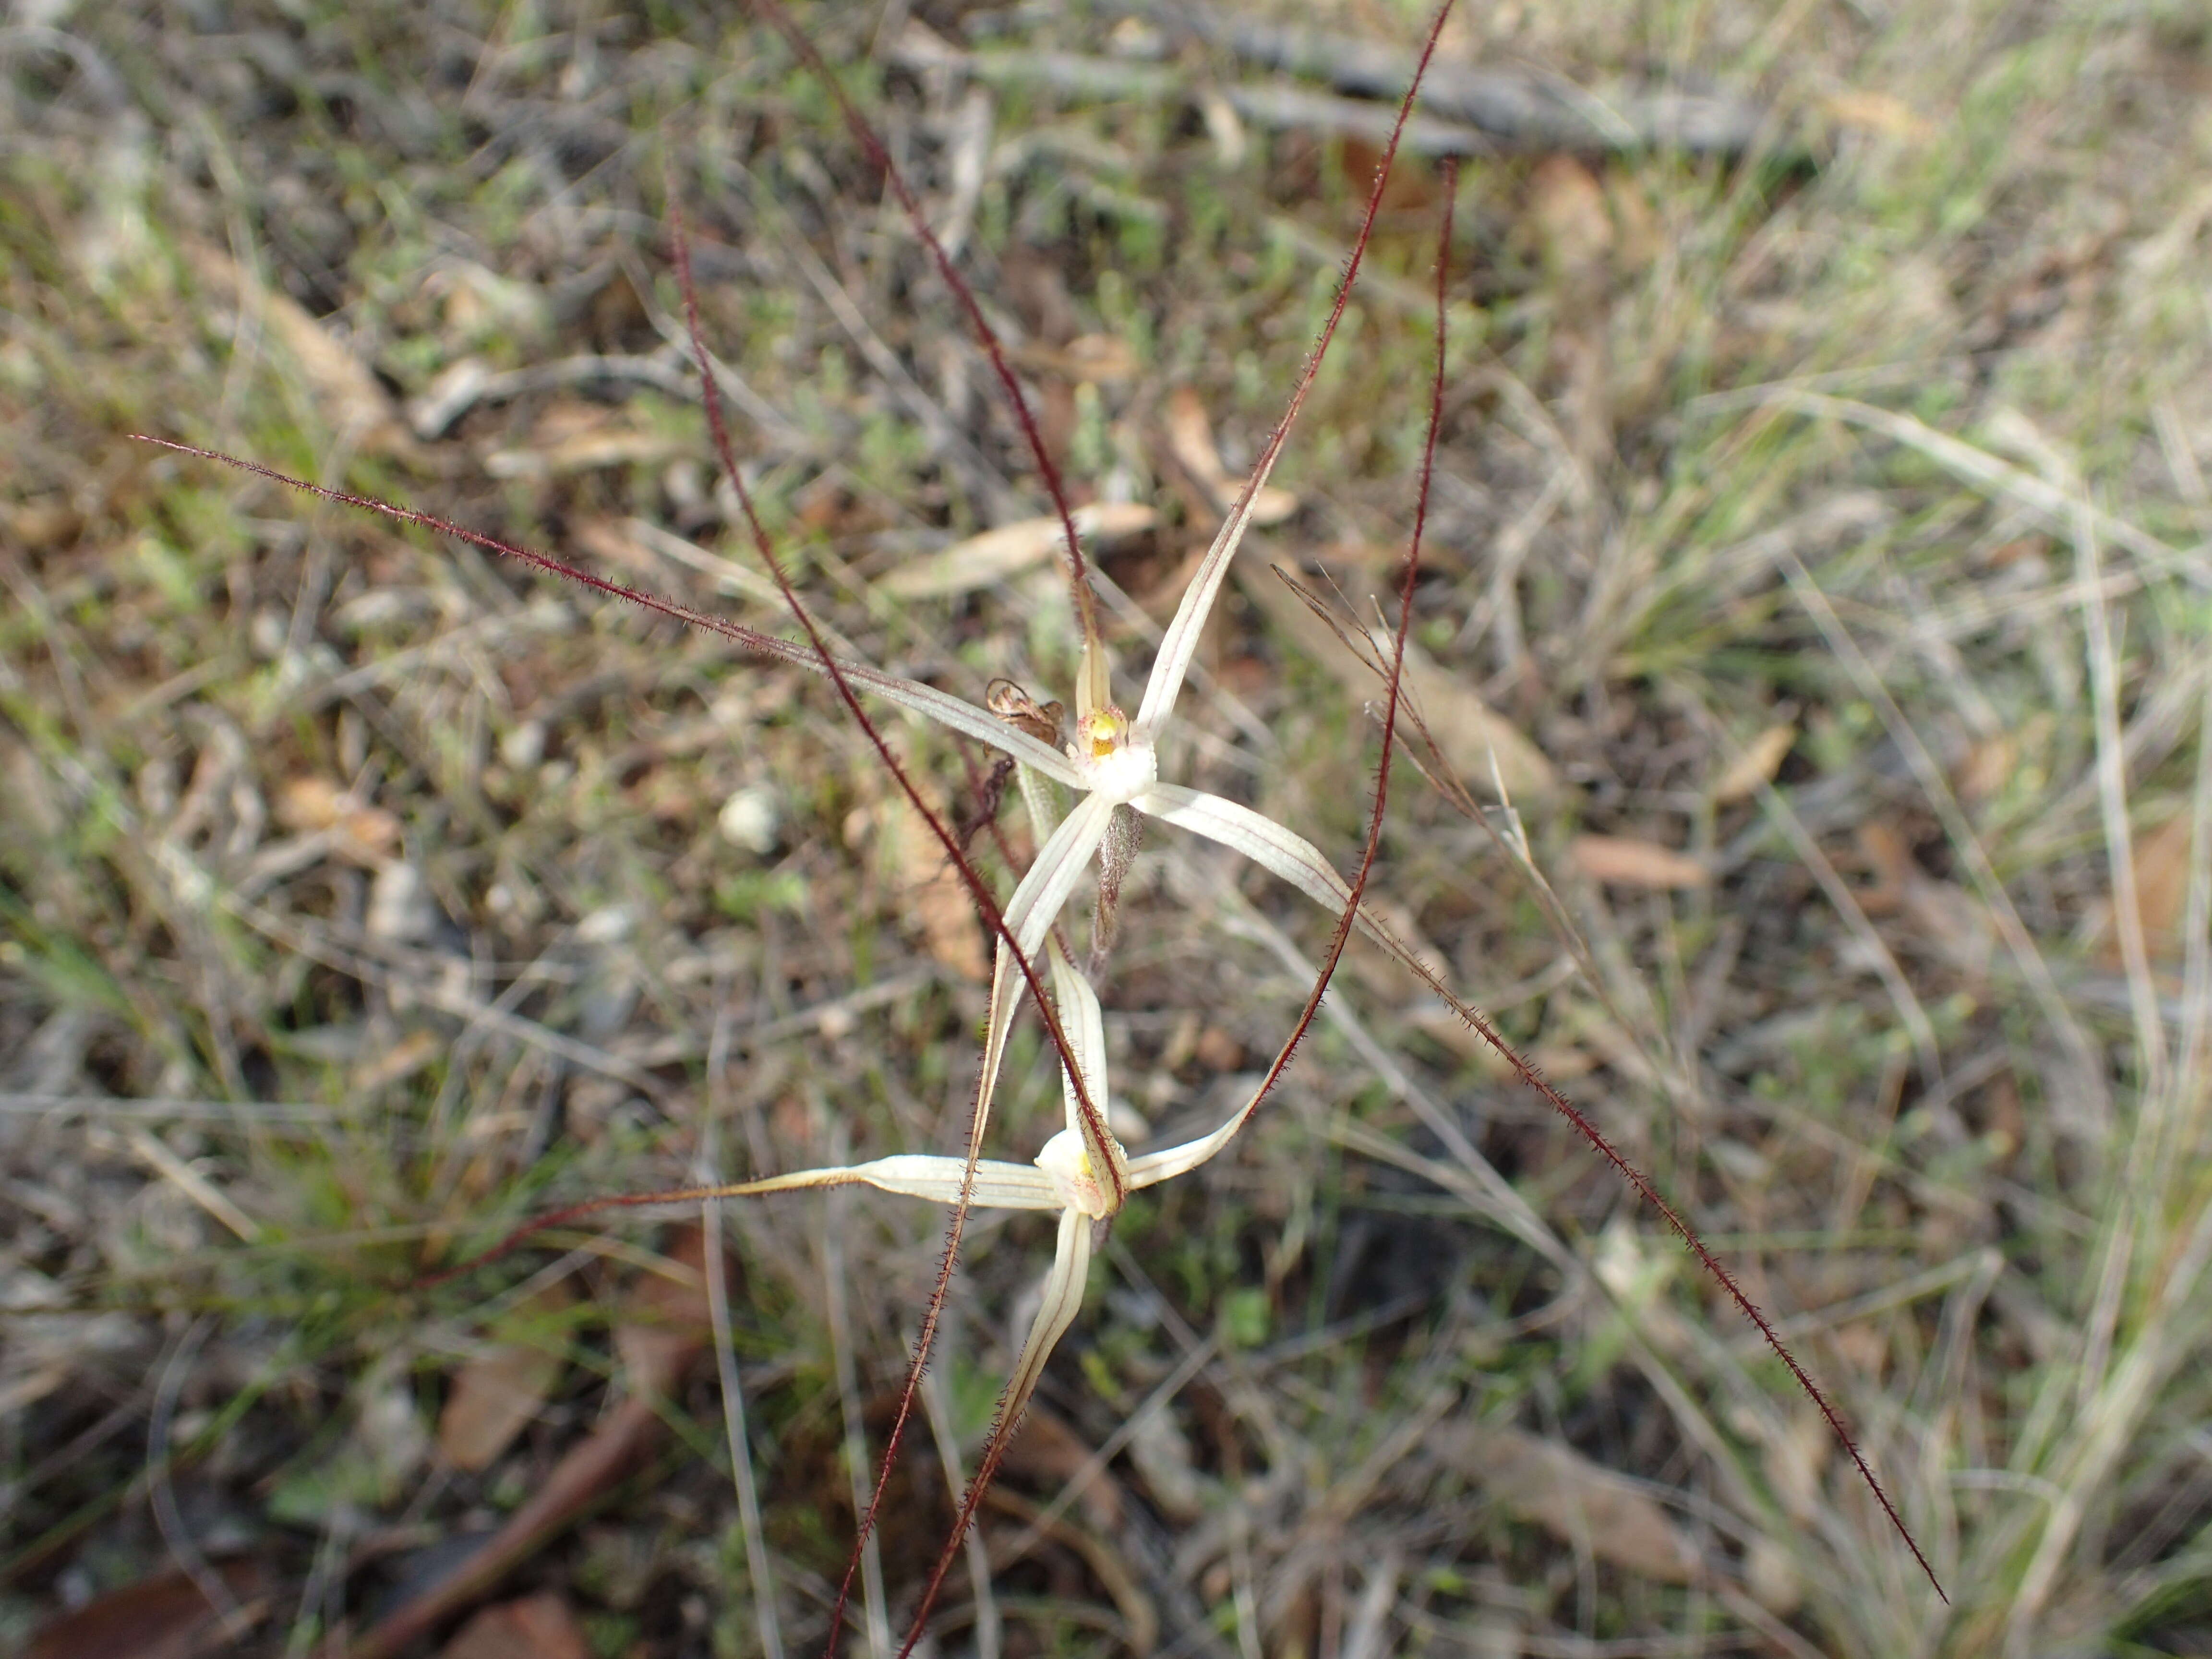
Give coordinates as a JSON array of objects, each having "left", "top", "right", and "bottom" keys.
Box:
[
  {"left": 1164, "top": 386, "right": 1298, "bottom": 526},
  {"left": 1819, "top": 88, "right": 1938, "bottom": 144},
  {"left": 347, "top": 1229, "right": 720, "bottom": 1659},
  {"left": 29, "top": 1561, "right": 266, "bottom": 1659},
  {"left": 484, "top": 400, "right": 690, "bottom": 480},
  {"left": 436, "top": 1593, "right": 591, "bottom": 1659},
  {"left": 275, "top": 775, "right": 401, "bottom": 865},
  {"left": 1569, "top": 834, "right": 1709, "bottom": 890},
  {"left": 879, "top": 501, "right": 1159, "bottom": 598},
  {"left": 1855, "top": 820, "right": 1913, "bottom": 915},
  {"left": 351, "top": 1028, "right": 445, "bottom": 1094},
  {"left": 1954, "top": 731, "right": 2016, "bottom": 806},
  {"left": 1233, "top": 558, "right": 1557, "bottom": 803},
  {"left": 2117, "top": 813, "right": 2200, "bottom": 965},
  {"left": 896, "top": 794, "right": 988, "bottom": 982},
  {"left": 438, "top": 1281, "right": 575, "bottom": 1473},
  {"left": 1713, "top": 722, "right": 1797, "bottom": 805},
  {"left": 1440, "top": 1425, "right": 1701, "bottom": 1584},
  {"left": 1529, "top": 155, "right": 1612, "bottom": 284},
  {"left": 185, "top": 242, "right": 408, "bottom": 455}
]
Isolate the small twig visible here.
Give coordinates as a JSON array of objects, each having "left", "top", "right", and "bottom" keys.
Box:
[{"left": 1158, "top": 1, "right": 1773, "bottom": 155}]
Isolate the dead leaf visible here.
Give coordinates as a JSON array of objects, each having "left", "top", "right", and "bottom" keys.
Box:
[
  {"left": 437, "top": 1593, "right": 590, "bottom": 1659},
  {"left": 1855, "top": 821, "right": 1913, "bottom": 915},
  {"left": 1713, "top": 722, "right": 1797, "bottom": 805},
  {"left": 613, "top": 1223, "right": 722, "bottom": 1398},
  {"left": 1164, "top": 386, "right": 1298, "bottom": 526},
  {"left": 438, "top": 1281, "right": 575, "bottom": 1472},
  {"left": 1000, "top": 1404, "right": 1122, "bottom": 1532},
  {"left": 1529, "top": 156, "right": 1612, "bottom": 284},
  {"left": 1232, "top": 558, "right": 1557, "bottom": 803},
  {"left": 484, "top": 400, "right": 689, "bottom": 480},
  {"left": 2, "top": 499, "right": 84, "bottom": 551},
  {"left": 346, "top": 1230, "right": 718, "bottom": 1659},
  {"left": 1955, "top": 731, "right": 2016, "bottom": 805},
  {"left": 1819, "top": 88, "right": 1938, "bottom": 144},
  {"left": 1569, "top": 834, "right": 1709, "bottom": 890},
  {"left": 1902, "top": 877, "right": 1997, "bottom": 978},
  {"left": 896, "top": 796, "right": 987, "bottom": 982},
  {"left": 29, "top": 1561, "right": 266, "bottom": 1659},
  {"left": 276, "top": 775, "right": 400, "bottom": 865},
  {"left": 185, "top": 242, "right": 407, "bottom": 455},
  {"left": 1831, "top": 1321, "right": 1888, "bottom": 1377},
  {"left": 2118, "top": 813, "right": 2200, "bottom": 965},
  {"left": 1020, "top": 330, "right": 1142, "bottom": 385},
  {"left": 352, "top": 1028, "right": 444, "bottom": 1094},
  {"left": 1440, "top": 1425, "right": 1701, "bottom": 1584},
  {"left": 880, "top": 501, "right": 1159, "bottom": 598}
]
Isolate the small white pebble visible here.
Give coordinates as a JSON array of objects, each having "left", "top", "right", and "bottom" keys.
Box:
[
  {"left": 499, "top": 720, "right": 546, "bottom": 770},
  {"left": 719, "top": 784, "right": 781, "bottom": 855},
  {"left": 366, "top": 861, "right": 438, "bottom": 944},
  {"left": 576, "top": 904, "right": 634, "bottom": 946}
]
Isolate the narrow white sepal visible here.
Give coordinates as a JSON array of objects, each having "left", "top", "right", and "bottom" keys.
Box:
[
  {"left": 732, "top": 1155, "right": 1062, "bottom": 1210},
  {"left": 1132, "top": 782, "right": 1352, "bottom": 915},
  {"left": 751, "top": 638, "right": 1084, "bottom": 788},
  {"left": 966, "top": 792, "right": 1117, "bottom": 1162},
  {"left": 995, "top": 1208, "right": 1094, "bottom": 1431},
  {"left": 1043, "top": 942, "right": 1129, "bottom": 1208},
  {"left": 1133, "top": 459, "right": 1286, "bottom": 741}
]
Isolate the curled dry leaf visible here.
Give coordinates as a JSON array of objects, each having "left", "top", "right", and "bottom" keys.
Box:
[
  {"left": 878, "top": 500, "right": 1158, "bottom": 598},
  {"left": 437, "top": 1280, "right": 576, "bottom": 1473},
  {"left": 1569, "top": 834, "right": 1710, "bottom": 890},
  {"left": 1441, "top": 1424, "right": 1702, "bottom": 1585},
  {"left": 1713, "top": 721, "right": 1798, "bottom": 805},
  {"left": 1165, "top": 385, "right": 1298, "bottom": 526}
]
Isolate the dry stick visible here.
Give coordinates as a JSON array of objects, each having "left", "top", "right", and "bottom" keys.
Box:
[{"left": 895, "top": 96, "right": 1463, "bottom": 1659}]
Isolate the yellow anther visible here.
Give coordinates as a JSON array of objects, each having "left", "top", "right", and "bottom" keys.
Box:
[{"left": 1081, "top": 707, "right": 1126, "bottom": 759}]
